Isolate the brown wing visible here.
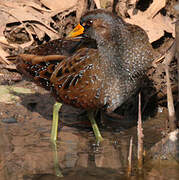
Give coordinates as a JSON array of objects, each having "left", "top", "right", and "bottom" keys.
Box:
[
  {"left": 7, "top": 38, "right": 102, "bottom": 109},
  {"left": 50, "top": 48, "right": 105, "bottom": 110},
  {"left": 6, "top": 38, "right": 88, "bottom": 91}
]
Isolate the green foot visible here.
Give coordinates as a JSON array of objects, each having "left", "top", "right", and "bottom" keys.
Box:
[{"left": 51, "top": 142, "right": 63, "bottom": 177}]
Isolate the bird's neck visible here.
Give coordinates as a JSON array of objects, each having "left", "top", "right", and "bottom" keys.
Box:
[{"left": 97, "top": 35, "right": 154, "bottom": 78}]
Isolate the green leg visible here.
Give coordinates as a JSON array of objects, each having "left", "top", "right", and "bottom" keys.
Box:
[
  {"left": 88, "top": 111, "right": 104, "bottom": 143},
  {"left": 50, "top": 102, "right": 62, "bottom": 143}
]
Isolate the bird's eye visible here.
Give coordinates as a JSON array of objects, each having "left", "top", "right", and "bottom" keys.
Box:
[
  {"left": 87, "top": 20, "right": 93, "bottom": 26},
  {"left": 82, "top": 20, "right": 93, "bottom": 27}
]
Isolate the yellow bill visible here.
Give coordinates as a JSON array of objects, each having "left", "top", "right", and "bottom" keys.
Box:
[{"left": 67, "top": 24, "right": 84, "bottom": 38}]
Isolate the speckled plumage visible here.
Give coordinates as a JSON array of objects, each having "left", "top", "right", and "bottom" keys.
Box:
[{"left": 10, "top": 9, "right": 157, "bottom": 113}]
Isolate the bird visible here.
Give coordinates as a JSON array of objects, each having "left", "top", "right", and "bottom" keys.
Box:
[{"left": 7, "top": 9, "right": 158, "bottom": 143}]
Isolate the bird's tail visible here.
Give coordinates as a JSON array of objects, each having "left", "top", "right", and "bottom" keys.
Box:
[{"left": 7, "top": 54, "right": 66, "bottom": 90}]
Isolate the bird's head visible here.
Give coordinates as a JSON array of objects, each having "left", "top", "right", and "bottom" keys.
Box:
[{"left": 67, "top": 9, "right": 125, "bottom": 43}]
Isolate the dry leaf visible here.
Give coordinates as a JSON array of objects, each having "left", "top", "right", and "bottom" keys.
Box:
[
  {"left": 0, "top": 0, "right": 60, "bottom": 46},
  {"left": 0, "top": 11, "right": 10, "bottom": 37},
  {"left": 76, "top": 0, "right": 87, "bottom": 22},
  {"left": 40, "top": 0, "right": 77, "bottom": 12},
  {"left": 100, "top": 0, "right": 113, "bottom": 9},
  {"left": 34, "top": 24, "right": 59, "bottom": 40},
  {"left": 0, "top": 46, "right": 11, "bottom": 65},
  {"left": 23, "top": 1, "right": 51, "bottom": 12},
  {"left": 146, "top": 0, "right": 166, "bottom": 18},
  {"left": 124, "top": 0, "right": 175, "bottom": 42},
  {"left": 94, "top": 0, "right": 101, "bottom": 9}
]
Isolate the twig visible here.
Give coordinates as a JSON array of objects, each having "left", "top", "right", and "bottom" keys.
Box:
[{"left": 137, "top": 92, "right": 144, "bottom": 171}]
